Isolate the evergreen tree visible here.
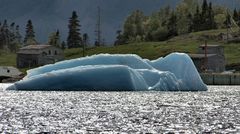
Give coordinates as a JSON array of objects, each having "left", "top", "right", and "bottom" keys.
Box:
[
  {"left": 82, "top": 33, "right": 89, "bottom": 47},
  {"left": 61, "top": 41, "right": 66, "bottom": 50},
  {"left": 0, "top": 20, "right": 22, "bottom": 51},
  {"left": 2, "top": 20, "right": 10, "bottom": 48},
  {"left": 238, "top": 10, "right": 240, "bottom": 26},
  {"left": 146, "top": 7, "right": 172, "bottom": 41},
  {"left": 8, "top": 22, "right": 18, "bottom": 52},
  {"left": 119, "top": 0, "right": 233, "bottom": 42},
  {"left": 187, "top": 13, "right": 193, "bottom": 32},
  {"left": 9, "top": 38, "right": 19, "bottom": 52},
  {"left": 15, "top": 25, "right": 22, "bottom": 45},
  {"left": 233, "top": 8, "right": 238, "bottom": 22},
  {"left": 207, "top": 2, "right": 217, "bottom": 29},
  {"left": 48, "top": 30, "right": 61, "bottom": 47},
  {"left": 67, "top": 11, "right": 82, "bottom": 48},
  {"left": 167, "top": 11, "right": 178, "bottom": 37},
  {"left": 224, "top": 12, "right": 232, "bottom": 28},
  {"left": 200, "top": 0, "right": 209, "bottom": 30},
  {"left": 123, "top": 10, "right": 146, "bottom": 42},
  {"left": 134, "top": 10, "right": 145, "bottom": 37},
  {"left": 176, "top": 0, "right": 198, "bottom": 34},
  {"left": 151, "top": 27, "right": 169, "bottom": 41},
  {"left": 233, "top": 8, "right": 240, "bottom": 26},
  {"left": 10, "top": 23, "right": 15, "bottom": 32},
  {"left": 2, "top": 20, "right": 8, "bottom": 30},
  {"left": 9, "top": 23, "right": 16, "bottom": 43},
  {"left": 114, "top": 30, "right": 126, "bottom": 45},
  {"left": 193, "top": 5, "right": 201, "bottom": 31},
  {"left": 202, "top": 0, "right": 208, "bottom": 17},
  {"left": 24, "top": 20, "right": 37, "bottom": 45}
]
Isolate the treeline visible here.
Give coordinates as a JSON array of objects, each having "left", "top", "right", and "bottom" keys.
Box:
[
  {"left": 233, "top": 8, "right": 240, "bottom": 26},
  {"left": 0, "top": 10, "right": 91, "bottom": 53},
  {"left": 45, "top": 11, "right": 90, "bottom": 49},
  {"left": 34, "top": 11, "right": 90, "bottom": 50},
  {"left": 115, "top": 0, "right": 233, "bottom": 45},
  {"left": 0, "top": 20, "right": 22, "bottom": 52}
]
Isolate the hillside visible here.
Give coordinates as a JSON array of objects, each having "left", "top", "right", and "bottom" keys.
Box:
[
  {"left": 1, "top": 29, "right": 240, "bottom": 71},
  {"left": 65, "top": 29, "right": 240, "bottom": 65}
]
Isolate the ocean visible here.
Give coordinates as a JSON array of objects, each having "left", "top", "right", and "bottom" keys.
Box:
[{"left": 0, "top": 84, "right": 239, "bottom": 133}]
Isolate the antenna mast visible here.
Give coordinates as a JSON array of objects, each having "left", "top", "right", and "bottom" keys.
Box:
[{"left": 95, "top": 6, "right": 102, "bottom": 46}]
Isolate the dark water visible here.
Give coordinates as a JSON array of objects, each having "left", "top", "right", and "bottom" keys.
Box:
[{"left": 0, "top": 84, "right": 239, "bottom": 133}]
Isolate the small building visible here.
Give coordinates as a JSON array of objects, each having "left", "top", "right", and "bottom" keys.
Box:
[
  {"left": 198, "top": 45, "right": 224, "bottom": 56},
  {"left": 0, "top": 66, "right": 22, "bottom": 82},
  {"left": 189, "top": 45, "right": 226, "bottom": 73},
  {"left": 17, "top": 45, "right": 64, "bottom": 68}
]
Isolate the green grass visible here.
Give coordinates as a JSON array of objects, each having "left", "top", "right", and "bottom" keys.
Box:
[
  {"left": 1, "top": 28, "right": 240, "bottom": 72},
  {"left": 64, "top": 29, "right": 240, "bottom": 65},
  {"left": 0, "top": 50, "right": 16, "bottom": 66},
  {"left": 65, "top": 29, "right": 240, "bottom": 64},
  {"left": 65, "top": 41, "right": 200, "bottom": 61},
  {"left": 0, "top": 50, "right": 32, "bottom": 74},
  {"left": 223, "top": 43, "right": 240, "bottom": 64}
]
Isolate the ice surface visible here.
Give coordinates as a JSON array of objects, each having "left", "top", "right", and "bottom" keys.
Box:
[
  {"left": 10, "top": 65, "right": 148, "bottom": 91},
  {"left": 146, "top": 53, "right": 207, "bottom": 91},
  {"left": 7, "top": 53, "right": 208, "bottom": 91},
  {"left": 25, "top": 54, "right": 153, "bottom": 78}
]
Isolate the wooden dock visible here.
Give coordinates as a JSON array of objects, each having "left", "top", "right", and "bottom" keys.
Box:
[{"left": 201, "top": 73, "right": 240, "bottom": 85}]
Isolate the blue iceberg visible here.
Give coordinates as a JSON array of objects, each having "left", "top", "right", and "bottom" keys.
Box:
[{"left": 7, "top": 53, "right": 208, "bottom": 91}]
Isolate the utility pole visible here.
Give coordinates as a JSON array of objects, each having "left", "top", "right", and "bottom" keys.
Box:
[
  {"left": 82, "top": 33, "right": 88, "bottom": 57},
  {"left": 82, "top": 39, "right": 85, "bottom": 57},
  {"left": 95, "top": 6, "right": 102, "bottom": 47},
  {"left": 204, "top": 40, "right": 208, "bottom": 71},
  {"left": 226, "top": 9, "right": 231, "bottom": 44},
  {"left": 227, "top": 11, "right": 229, "bottom": 43}
]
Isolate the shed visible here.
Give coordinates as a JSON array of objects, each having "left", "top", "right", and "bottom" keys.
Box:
[
  {"left": 189, "top": 54, "right": 225, "bottom": 73},
  {"left": 189, "top": 44, "right": 226, "bottom": 73},
  {"left": 17, "top": 45, "right": 64, "bottom": 68},
  {"left": 198, "top": 45, "right": 224, "bottom": 56}
]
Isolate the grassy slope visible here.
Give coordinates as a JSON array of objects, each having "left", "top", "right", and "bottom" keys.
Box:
[
  {"left": 65, "top": 29, "right": 240, "bottom": 65},
  {"left": 1, "top": 29, "right": 240, "bottom": 69},
  {"left": 65, "top": 41, "right": 199, "bottom": 60},
  {"left": 0, "top": 50, "right": 16, "bottom": 66}
]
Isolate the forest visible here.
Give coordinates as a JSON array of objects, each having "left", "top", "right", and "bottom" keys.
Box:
[
  {"left": 0, "top": 0, "right": 239, "bottom": 52},
  {"left": 115, "top": 0, "right": 240, "bottom": 45}
]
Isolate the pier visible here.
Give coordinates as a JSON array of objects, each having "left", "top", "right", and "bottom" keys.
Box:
[{"left": 201, "top": 73, "right": 240, "bottom": 85}]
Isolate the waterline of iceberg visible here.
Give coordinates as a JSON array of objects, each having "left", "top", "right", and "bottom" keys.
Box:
[{"left": 7, "top": 53, "right": 208, "bottom": 91}]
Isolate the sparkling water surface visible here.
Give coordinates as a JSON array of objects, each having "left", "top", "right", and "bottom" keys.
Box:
[{"left": 0, "top": 84, "right": 239, "bottom": 133}]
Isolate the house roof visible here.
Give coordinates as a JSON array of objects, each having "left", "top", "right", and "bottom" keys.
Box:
[
  {"left": 19, "top": 45, "right": 52, "bottom": 50},
  {"left": 199, "top": 44, "right": 222, "bottom": 48},
  {"left": 188, "top": 54, "right": 217, "bottom": 59},
  {"left": 17, "top": 45, "right": 54, "bottom": 54}
]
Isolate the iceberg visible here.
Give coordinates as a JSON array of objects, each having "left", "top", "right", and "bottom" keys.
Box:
[
  {"left": 146, "top": 53, "right": 207, "bottom": 91},
  {"left": 25, "top": 54, "right": 153, "bottom": 78},
  {"left": 7, "top": 53, "right": 208, "bottom": 91}
]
